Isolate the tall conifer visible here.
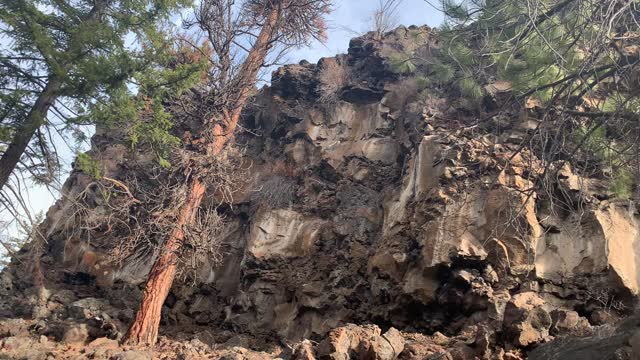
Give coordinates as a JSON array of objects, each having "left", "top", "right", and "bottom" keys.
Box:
[{"left": 0, "top": 0, "right": 190, "bottom": 191}]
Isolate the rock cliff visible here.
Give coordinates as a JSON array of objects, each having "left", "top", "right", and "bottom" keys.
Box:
[{"left": 2, "top": 26, "right": 640, "bottom": 359}]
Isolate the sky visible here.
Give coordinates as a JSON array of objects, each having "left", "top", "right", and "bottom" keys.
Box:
[
  {"left": 285, "top": 0, "right": 443, "bottom": 63},
  {"left": 0, "top": 0, "right": 444, "bottom": 239}
]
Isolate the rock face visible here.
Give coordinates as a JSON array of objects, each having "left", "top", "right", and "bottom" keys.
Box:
[{"left": 2, "top": 25, "right": 640, "bottom": 358}]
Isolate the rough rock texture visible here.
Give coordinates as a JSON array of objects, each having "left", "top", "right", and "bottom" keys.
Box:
[
  {"left": 311, "top": 324, "right": 404, "bottom": 360},
  {"left": 503, "top": 292, "right": 551, "bottom": 347},
  {"left": 2, "top": 25, "right": 640, "bottom": 358},
  {"left": 528, "top": 315, "right": 640, "bottom": 360}
]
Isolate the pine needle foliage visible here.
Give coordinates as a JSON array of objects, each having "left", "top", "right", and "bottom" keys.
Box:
[
  {"left": 81, "top": 38, "right": 209, "bottom": 168},
  {"left": 0, "top": 0, "right": 192, "bottom": 192},
  {"left": 612, "top": 170, "right": 634, "bottom": 200},
  {"left": 76, "top": 153, "right": 102, "bottom": 179},
  {"left": 389, "top": 52, "right": 417, "bottom": 74},
  {"left": 435, "top": 0, "right": 640, "bottom": 198},
  {"left": 457, "top": 77, "right": 483, "bottom": 102}
]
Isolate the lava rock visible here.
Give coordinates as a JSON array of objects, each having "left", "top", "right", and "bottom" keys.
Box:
[
  {"left": 367, "top": 327, "right": 405, "bottom": 360},
  {"left": 0, "top": 318, "right": 29, "bottom": 337},
  {"left": 68, "top": 297, "right": 109, "bottom": 319},
  {"left": 316, "top": 324, "right": 380, "bottom": 360},
  {"left": 550, "top": 309, "right": 591, "bottom": 336},
  {"left": 590, "top": 309, "right": 617, "bottom": 326},
  {"left": 62, "top": 323, "right": 89, "bottom": 344},
  {"left": 502, "top": 292, "right": 552, "bottom": 347},
  {"left": 339, "top": 85, "right": 385, "bottom": 104},
  {"left": 293, "top": 340, "right": 317, "bottom": 360},
  {"left": 112, "top": 350, "right": 153, "bottom": 360}
]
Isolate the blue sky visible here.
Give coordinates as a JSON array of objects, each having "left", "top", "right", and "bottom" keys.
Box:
[
  {"left": 287, "top": 0, "right": 443, "bottom": 63},
  {"left": 0, "top": 0, "right": 444, "bottom": 239}
]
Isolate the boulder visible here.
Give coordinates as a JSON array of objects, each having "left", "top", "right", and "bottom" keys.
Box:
[
  {"left": 590, "top": 309, "right": 617, "bottom": 326},
  {"left": 88, "top": 337, "right": 119, "bottom": 348},
  {"left": 366, "top": 328, "right": 405, "bottom": 360},
  {"left": 1, "top": 336, "right": 36, "bottom": 352},
  {"left": 50, "top": 289, "right": 77, "bottom": 305},
  {"left": 487, "top": 290, "right": 511, "bottom": 323},
  {"left": 550, "top": 310, "right": 591, "bottom": 336},
  {"left": 0, "top": 336, "right": 49, "bottom": 360},
  {"left": 316, "top": 324, "right": 381, "bottom": 359},
  {"left": 68, "top": 297, "right": 110, "bottom": 319},
  {"left": 112, "top": 350, "right": 154, "bottom": 360},
  {"left": 316, "top": 324, "right": 405, "bottom": 360},
  {"left": 447, "top": 343, "right": 476, "bottom": 360},
  {"left": 502, "top": 292, "right": 551, "bottom": 346},
  {"left": 212, "top": 345, "right": 278, "bottom": 360},
  {"left": 0, "top": 318, "right": 29, "bottom": 337},
  {"left": 85, "top": 337, "right": 120, "bottom": 359},
  {"left": 62, "top": 323, "right": 89, "bottom": 344},
  {"left": 293, "top": 340, "right": 317, "bottom": 360},
  {"left": 398, "top": 333, "right": 447, "bottom": 359}
]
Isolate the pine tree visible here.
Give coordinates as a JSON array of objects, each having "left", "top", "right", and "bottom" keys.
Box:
[
  {"left": 123, "top": 0, "right": 332, "bottom": 346},
  {"left": 433, "top": 0, "right": 640, "bottom": 197},
  {"left": 0, "top": 0, "right": 190, "bottom": 193}
]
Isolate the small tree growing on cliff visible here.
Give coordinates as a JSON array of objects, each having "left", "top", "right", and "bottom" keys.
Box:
[
  {"left": 372, "top": 0, "right": 404, "bottom": 36},
  {"left": 123, "top": 0, "right": 331, "bottom": 345},
  {"left": 426, "top": 0, "right": 640, "bottom": 198}
]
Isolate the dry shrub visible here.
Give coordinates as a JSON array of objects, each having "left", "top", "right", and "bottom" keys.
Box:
[
  {"left": 371, "top": 0, "right": 403, "bottom": 36},
  {"left": 585, "top": 288, "right": 626, "bottom": 313},
  {"left": 318, "top": 59, "right": 349, "bottom": 103},
  {"left": 251, "top": 175, "right": 297, "bottom": 208},
  {"left": 384, "top": 77, "right": 424, "bottom": 109},
  {"left": 251, "top": 159, "right": 298, "bottom": 208},
  {"left": 178, "top": 206, "right": 226, "bottom": 283},
  {"left": 63, "top": 145, "right": 248, "bottom": 284}
]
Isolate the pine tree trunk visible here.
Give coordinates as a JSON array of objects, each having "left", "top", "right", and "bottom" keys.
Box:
[
  {"left": 0, "top": 79, "right": 60, "bottom": 192},
  {"left": 124, "top": 4, "right": 282, "bottom": 346},
  {"left": 123, "top": 177, "right": 206, "bottom": 345}
]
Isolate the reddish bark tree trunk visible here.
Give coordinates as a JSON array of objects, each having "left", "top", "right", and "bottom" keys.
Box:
[
  {"left": 124, "top": 4, "right": 282, "bottom": 346},
  {"left": 123, "top": 178, "right": 205, "bottom": 345}
]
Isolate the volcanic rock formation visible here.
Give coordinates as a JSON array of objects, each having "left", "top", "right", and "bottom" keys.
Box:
[{"left": 2, "top": 26, "right": 640, "bottom": 359}]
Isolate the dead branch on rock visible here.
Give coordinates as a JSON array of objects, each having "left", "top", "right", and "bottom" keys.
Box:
[
  {"left": 318, "top": 59, "right": 350, "bottom": 103},
  {"left": 62, "top": 144, "right": 247, "bottom": 281},
  {"left": 372, "top": 0, "right": 404, "bottom": 36},
  {"left": 101, "top": 177, "right": 141, "bottom": 204}
]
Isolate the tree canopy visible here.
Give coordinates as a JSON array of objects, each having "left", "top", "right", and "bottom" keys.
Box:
[
  {"left": 391, "top": 0, "right": 640, "bottom": 198},
  {"left": 0, "top": 0, "right": 194, "bottom": 215}
]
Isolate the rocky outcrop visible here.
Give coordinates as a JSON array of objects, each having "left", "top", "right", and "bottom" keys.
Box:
[{"left": 2, "top": 25, "right": 640, "bottom": 358}]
